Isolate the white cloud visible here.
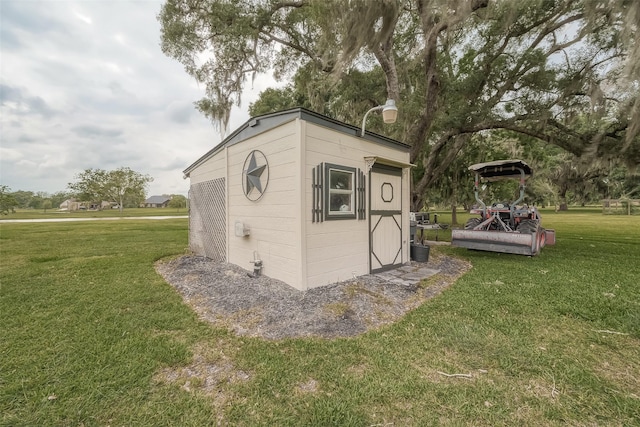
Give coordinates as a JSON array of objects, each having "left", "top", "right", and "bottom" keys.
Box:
[
  {"left": 0, "top": 0, "right": 284, "bottom": 196},
  {"left": 0, "top": 147, "right": 23, "bottom": 162},
  {"left": 73, "top": 10, "right": 92, "bottom": 25}
]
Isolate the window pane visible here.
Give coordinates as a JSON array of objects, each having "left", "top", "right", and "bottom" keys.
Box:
[
  {"left": 330, "top": 192, "right": 352, "bottom": 213},
  {"left": 330, "top": 170, "right": 352, "bottom": 190},
  {"left": 325, "top": 164, "right": 356, "bottom": 219}
]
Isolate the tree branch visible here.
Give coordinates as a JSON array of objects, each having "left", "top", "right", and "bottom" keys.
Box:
[{"left": 371, "top": 6, "right": 400, "bottom": 101}]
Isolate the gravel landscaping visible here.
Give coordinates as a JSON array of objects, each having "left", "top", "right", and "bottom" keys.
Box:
[{"left": 156, "top": 251, "right": 471, "bottom": 340}]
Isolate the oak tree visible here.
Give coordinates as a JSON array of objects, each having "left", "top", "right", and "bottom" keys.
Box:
[
  {"left": 68, "top": 168, "right": 153, "bottom": 214},
  {"left": 168, "top": 194, "right": 187, "bottom": 211},
  {"left": 160, "top": 0, "right": 639, "bottom": 209},
  {"left": 0, "top": 185, "right": 18, "bottom": 215}
]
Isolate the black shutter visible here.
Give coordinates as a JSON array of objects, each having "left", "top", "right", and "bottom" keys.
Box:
[
  {"left": 357, "top": 168, "right": 366, "bottom": 220},
  {"left": 312, "top": 163, "right": 324, "bottom": 223}
]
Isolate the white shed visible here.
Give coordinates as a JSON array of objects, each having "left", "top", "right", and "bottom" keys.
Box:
[{"left": 184, "top": 108, "right": 413, "bottom": 291}]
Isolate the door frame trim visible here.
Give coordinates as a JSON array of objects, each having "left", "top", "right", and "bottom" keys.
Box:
[{"left": 369, "top": 164, "right": 403, "bottom": 273}]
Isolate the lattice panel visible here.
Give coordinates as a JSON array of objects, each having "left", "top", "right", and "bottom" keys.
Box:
[{"left": 189, "top": 178, "right": 226, "bottom": 262}]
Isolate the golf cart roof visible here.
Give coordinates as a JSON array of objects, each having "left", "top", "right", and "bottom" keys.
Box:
[{"left": 469, "top": 159, "right": 532, "bottom": 181}]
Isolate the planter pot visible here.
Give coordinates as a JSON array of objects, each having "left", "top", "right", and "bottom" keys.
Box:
[{"left": 410, "top": 244, "right": 430, "bottom": 262}]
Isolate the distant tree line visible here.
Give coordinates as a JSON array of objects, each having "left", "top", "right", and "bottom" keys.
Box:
[
  {"left": 0, "top": 185, "right": 66, "bottom": 214},
  {"left": 1, "top": 167, "right": 187, "bottom": 215},
  {"left": 417, "top": 133, "right": 639, "bottom": 218}
]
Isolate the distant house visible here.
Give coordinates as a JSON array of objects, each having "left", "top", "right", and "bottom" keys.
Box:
[
  {"left": 88, "top": 201, "right": 113, "bottom": 210},
  {"left": 59, "top": 199, "right": 81, "bottom": 211},
  {"left": 144, "top": 195, "right": 172, "bottom": 208}
]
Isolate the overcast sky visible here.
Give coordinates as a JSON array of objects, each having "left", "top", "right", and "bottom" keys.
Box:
[{"left": 1, "top": 0, "right": 280, "bottom": 196}]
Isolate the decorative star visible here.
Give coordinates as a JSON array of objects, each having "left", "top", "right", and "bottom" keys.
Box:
[{"left": 245, "top": 152, "right": 267, "bottom": 195}]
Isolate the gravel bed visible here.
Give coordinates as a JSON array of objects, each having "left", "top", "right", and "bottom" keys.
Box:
[{"left": 155, "top": 253, "right": 470, "bottom": 340}]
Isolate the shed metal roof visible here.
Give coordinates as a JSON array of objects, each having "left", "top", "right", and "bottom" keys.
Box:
[{"left": 184, "top": 107, "right": 410, "bottom": 177}]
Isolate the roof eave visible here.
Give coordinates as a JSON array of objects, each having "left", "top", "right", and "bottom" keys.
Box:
[{"left": 183, "top": 107, "right": 410, "bottom": 177}]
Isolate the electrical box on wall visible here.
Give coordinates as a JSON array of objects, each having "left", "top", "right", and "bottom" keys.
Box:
[{"left": 235, "top": 221, "right": 250, "bottom": 237}]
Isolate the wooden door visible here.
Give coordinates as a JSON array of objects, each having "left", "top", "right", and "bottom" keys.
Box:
[{"left": 369, "top": 164, "right": 403, "bottom": 273}]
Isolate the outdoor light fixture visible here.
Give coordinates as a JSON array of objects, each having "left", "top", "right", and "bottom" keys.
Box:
[{"left": 360, "top": 99, "right": 398, "bottom": 136}]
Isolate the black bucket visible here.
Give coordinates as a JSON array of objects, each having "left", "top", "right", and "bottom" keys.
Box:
[{"left": 411, "top": 244, "right": 430, "bottom": 262}]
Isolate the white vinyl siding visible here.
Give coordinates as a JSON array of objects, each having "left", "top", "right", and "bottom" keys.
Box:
[
  {"left": 303, "top": 122, "right": 410, "bottom": 289},
  {"left": 188, "top": 113, "right": 410, "bottom": 291},
  {"left": 189, "top": 149, "right": 226, "bottom": 184},
  {"left": 226, "top": 121, "right": 300, "bottom": 287}
]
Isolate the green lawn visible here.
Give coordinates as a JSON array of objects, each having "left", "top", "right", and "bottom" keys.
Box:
[
  {"left": 2, "top": 207, "right": 187, "bottom": 220},
  {"left": 1, "top": 214, "right": 638, "bottom": 426}
]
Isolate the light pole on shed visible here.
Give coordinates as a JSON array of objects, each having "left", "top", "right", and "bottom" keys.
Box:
[{"left": 360, "top": 99, "right": 398, "bottom": 137}]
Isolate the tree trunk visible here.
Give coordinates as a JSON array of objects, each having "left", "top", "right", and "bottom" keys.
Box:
[
  {"left": 451, "top": 203, "right": 458, "bottom": 225},
  {"left": 557, "top": 186, "right": 568, "bottom": 210},
  {"left": 558, "top": 194, "right": 568, "bottom": 211},
  {"left": 451, "top": 171, "right": 458, "bottom": 225}
]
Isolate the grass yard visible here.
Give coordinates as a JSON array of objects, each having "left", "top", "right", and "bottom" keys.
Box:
[
  {"left": 1, "top": 213, "right": 638, "bottom": 426},
  {"left": 3, "top": 207, "right": 187, "bottom": 220}
]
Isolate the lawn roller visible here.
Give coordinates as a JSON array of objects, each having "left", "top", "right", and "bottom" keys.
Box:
[{"left": 451, "top": 159, "right": 555, "bottom": 256}]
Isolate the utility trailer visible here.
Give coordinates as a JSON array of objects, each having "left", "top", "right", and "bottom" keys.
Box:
[{"left": 451, "top": 159, "right": 555, "bottom": 256}]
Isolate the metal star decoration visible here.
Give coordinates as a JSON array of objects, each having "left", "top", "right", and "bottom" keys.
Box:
[{"left": 242, "top": 150, "right": 269, "bottom": 200}]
